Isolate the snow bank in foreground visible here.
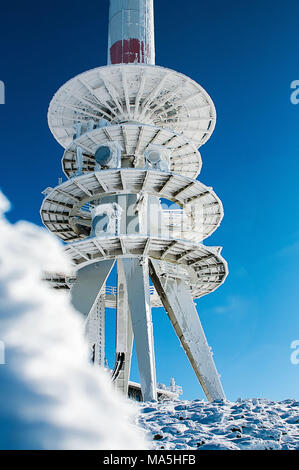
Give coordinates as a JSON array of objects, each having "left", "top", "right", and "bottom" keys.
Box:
[
  {"left": 138, "top": 398, "right": 299, "bottom": 450},
  {"left": 0, "top": 192, "right": 147, "bottom": 450}
]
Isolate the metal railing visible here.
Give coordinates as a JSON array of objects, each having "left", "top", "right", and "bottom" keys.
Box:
[
  {"left": 77, "top": 205, "right": 210, "bottom": 242},
  {"left": 105, "top": 285, "right": 156, "bottom": 297}
]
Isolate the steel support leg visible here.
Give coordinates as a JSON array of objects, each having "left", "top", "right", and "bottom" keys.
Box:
[
  {"left": 114, "top": 259, "right": 133, "bottom": 396},
  {"left": 85, "top": 286, "right": 106, "bottom": 367},
  {"left": 149, "top": 259, "right": 225, "bottom": 402},
  {"left": 70, "top": 259, "right": 114, "bottom": 318},
  {"left": 122, "top": 257, "right": 157, "bottom": 402}
]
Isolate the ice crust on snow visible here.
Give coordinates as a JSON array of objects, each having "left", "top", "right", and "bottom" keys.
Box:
[
  {"left": 0, "top": 193, "right": 147, "bottom": 450},
  {"left": 138, "top": 399, "right": 299, "bottom": 450}
]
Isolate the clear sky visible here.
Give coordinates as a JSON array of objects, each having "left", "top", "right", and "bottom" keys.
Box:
[{"left": 0, "top": 0, "right": 299, "bottom": 401}]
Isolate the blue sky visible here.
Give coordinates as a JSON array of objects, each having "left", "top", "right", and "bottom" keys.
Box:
[{"left": 0, "top": 0, "right": 299, "bottom": 401}]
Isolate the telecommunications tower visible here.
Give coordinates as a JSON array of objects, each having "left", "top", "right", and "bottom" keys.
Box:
[{"left": 41, "top": 0, "right": 228, "bottom": 402}]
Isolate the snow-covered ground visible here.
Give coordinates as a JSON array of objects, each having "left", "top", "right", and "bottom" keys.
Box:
[{"left": 138, "top": 398, "right": 299, "bottom": 450}]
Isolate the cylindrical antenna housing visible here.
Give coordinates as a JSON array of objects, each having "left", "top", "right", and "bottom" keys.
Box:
[{"left": 108, "top": 0, "right": 155, "bottom": 65}]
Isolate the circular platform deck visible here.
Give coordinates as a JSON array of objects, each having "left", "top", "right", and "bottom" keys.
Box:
[
  {"left": 62, "top": 123, "right": 202, "bottom": 179},
  {"left": 45, "top": 236, "right": 227, "bottom": 304},
  {"left": 41, "top": 169, "right": 223, "bottom": 243},
  {"left": 48, "top": 64, "right": 216, "bottom": 149},
  {"left": 65, "top": 235, "right": 227, "bottom": 299}
]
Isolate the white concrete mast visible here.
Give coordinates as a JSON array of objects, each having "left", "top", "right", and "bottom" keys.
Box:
[
  {"left": 42, "top": 0, "right": 228, "bottom": 402},
  {"left": 108, "top": 0, "right": 155, "bottom": 65}
]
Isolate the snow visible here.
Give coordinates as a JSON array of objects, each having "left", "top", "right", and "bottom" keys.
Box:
[
  {"left": 0, "top": 192, "right": 147, "bottom": 450},
  {"left": 138, "top": 398, "right": 299, "bottom": 450},
  {"left": 1, "top": 191, "right": 298, "bottom": 451}
]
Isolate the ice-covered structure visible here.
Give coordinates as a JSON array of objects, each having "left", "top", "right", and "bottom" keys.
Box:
[{"left": 41, "top": 0, "right": 228, "bottom": 402}]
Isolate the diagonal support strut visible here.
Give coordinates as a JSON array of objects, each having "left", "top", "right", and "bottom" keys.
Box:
[
  {"left": 149, "top": 258, "right": 225, "bottom": 402},
  {"left": 71, "top": 259, "right": 115, "bottom": 318}
]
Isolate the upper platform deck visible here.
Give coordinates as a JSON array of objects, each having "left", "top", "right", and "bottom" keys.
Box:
[{"left": 48, "top": 64, "right": 216, "bottom": 152}]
